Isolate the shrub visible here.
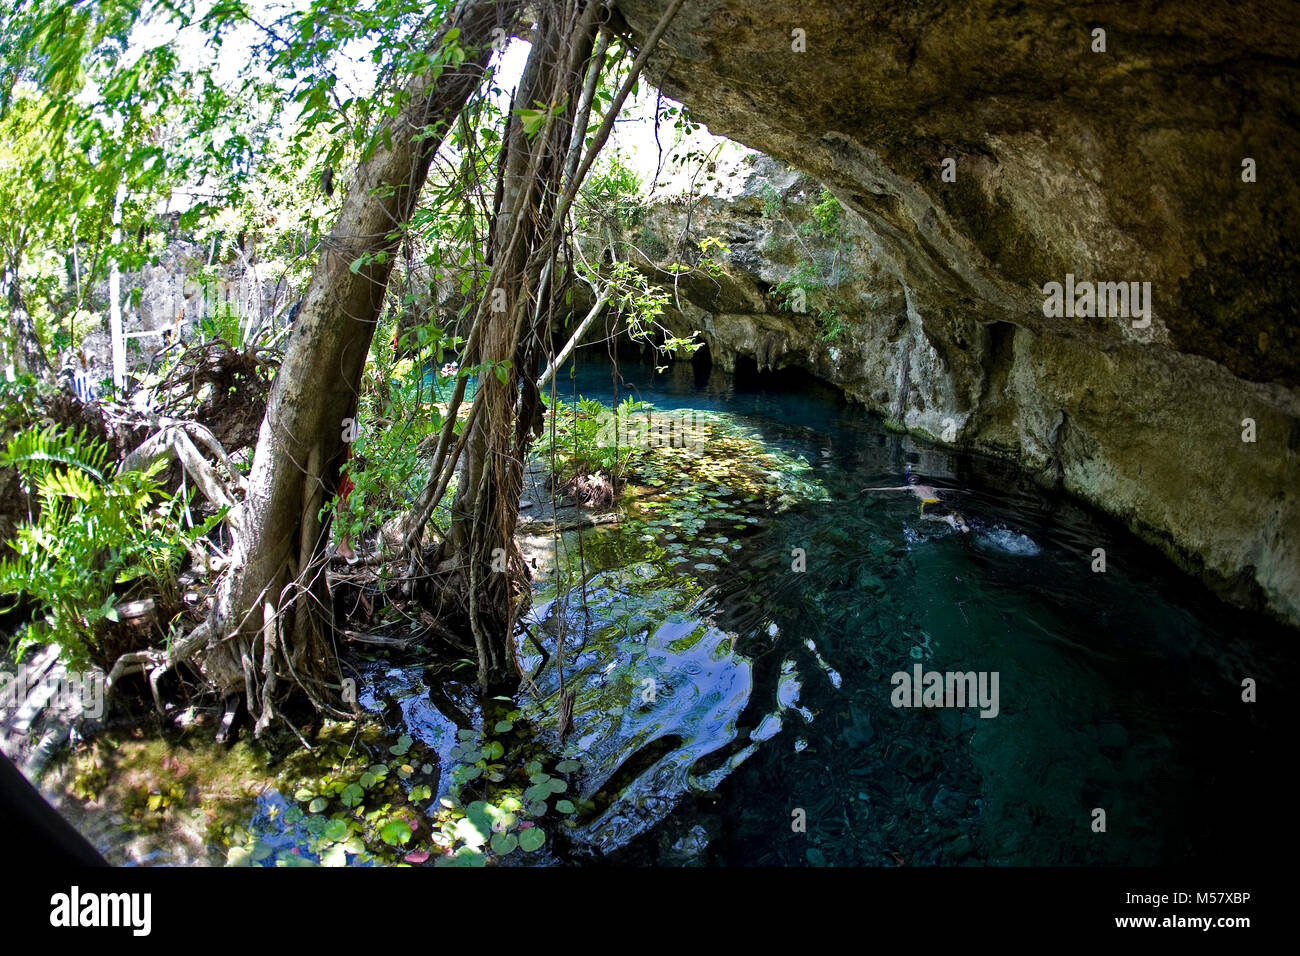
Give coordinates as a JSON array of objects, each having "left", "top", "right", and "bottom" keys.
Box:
[
  {"left": 0, "top": 424, "right": 217, "bottom": 667},
  {"left": 536, "top": 396, "right": 651, "bottom": 500}
]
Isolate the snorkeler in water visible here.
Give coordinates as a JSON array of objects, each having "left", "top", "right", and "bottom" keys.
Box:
[{"left": 861, "top": 467, "right": 971, "bottom": 533}]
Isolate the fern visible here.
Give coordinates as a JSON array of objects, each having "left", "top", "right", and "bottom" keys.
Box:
[{"left": 0, "top": 424, "right": 211, "bottom": 668}]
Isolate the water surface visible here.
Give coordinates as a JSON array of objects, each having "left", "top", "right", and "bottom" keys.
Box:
[{"left": 533, "top": 353, "right": 1292, "bottom": 866}]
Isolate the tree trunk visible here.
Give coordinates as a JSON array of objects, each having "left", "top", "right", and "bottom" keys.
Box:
[
  {"left": 404, "top": 0, "right": 684, "bottom": 694},
  {"left": 435, "top": 0, "right": 603, "bottom": 694},
  {"left": 199, "top": 0, "right": 521, "bottom": 734},
  {"left": 107, "top": 183, "right": 127, "bottom": 393}
]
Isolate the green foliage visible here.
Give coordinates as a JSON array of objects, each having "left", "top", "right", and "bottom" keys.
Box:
[
  {"left": 323, "top": 307, "right": 471, "bottom": 548},
  {"left": 0, "top": 373, "right": 54, "bottom": 430},
  {"left": 578, "top": 149, "right": 644, "bottom": 230},
  {"left": 772, "top": 260, "right": 849, "bottom": 342},
  {"left": 762, "top": 182, "right": 857, "bottom": 342},
  {"left": 811, "top": 187, "right": 842, "bottom": 237},
  {"left": 0, "top": 424, "right": 217, "bottom": 667},
  {"left": 601, "top": 260, "right": 702, "bottom": 371},
  {"left": 537, "top": 395, "right": 651, "bottom": 489}
]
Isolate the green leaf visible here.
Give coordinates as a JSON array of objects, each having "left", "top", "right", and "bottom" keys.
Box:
[
  {"left": 389, "top": 734, "right": 412, "bottom": 756},
  {"left": 493, "top": 719, "right": 513, "bottom": 733},
  {"left": 555, "top": 800, "right": 576, "bottom": 814},
  {"left": 341, "top": 783, "right": 364, "bottom": 808},
  {"left": 320, "top": 844, "right": 348, "bottom": 867},
  {"left": 379, "top": 818, "right": 413, "bottom": 847},
  {"left": 308, "top": 797, "right": 329, "bottom": 813},
  {"left": 524, "top": 783, "right": 551, "bottom": 802},
  {"left": 453, "top": 816, "right": 488, "bottom": 848},
  {"left": 519, "top": 827, "right": 545, "bottom": 852},
  {"left": 490, "top": 831, "right": 518, "bottom": 855},
  {"left": 322, "top": 819, "right": 349, "bottom": 843}
]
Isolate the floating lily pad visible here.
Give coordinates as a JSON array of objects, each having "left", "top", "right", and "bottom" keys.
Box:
[
  {"left": 490, "top": 832, "right": 518, "bottom": 855},
  {"left": 322, "top": 819, "right": 349, "bottom": 843},
  {"left": 519, "top": 828, "right": 546, "bottom": 852},
  {"left": 453, "top": 817, "right": 488, "bottom": 848},
  {"left": 524, "top": 782, "right": 552, "bottom": 802},
  {"left": 380, "top": 818, "right": 413, "bottom": 847}
]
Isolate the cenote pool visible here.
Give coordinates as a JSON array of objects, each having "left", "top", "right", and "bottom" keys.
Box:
[
  {"left": 48, "top": 355, "right": 1291, "bottom": 867},
  {"left": 511, "top": 355, "right": 1292, "bottom": 866}
]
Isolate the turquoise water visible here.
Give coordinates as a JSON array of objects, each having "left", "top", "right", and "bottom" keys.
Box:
[{"left": 529, "top": 355, "right": 1293, "bottom": 866}]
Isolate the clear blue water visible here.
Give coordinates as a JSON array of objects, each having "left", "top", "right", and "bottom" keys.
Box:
[{"left": 534, "top": 353, "right": 1293, "bottom": 866}]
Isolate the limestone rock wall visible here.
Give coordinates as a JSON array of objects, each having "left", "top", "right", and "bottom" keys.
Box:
[{"left": 603, "top": 0, "right": 1300, "bottom": 632}]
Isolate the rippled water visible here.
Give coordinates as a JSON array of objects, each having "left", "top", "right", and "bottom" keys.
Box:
[{"left": 521, "top": 354, "right": 1294, "bottom": 866}]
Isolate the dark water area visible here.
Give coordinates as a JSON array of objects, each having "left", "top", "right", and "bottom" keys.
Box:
[{"left": 543, "top": 350, "right": 1294, "bottom": 866}]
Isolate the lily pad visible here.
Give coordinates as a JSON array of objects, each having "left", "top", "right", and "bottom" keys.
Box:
[
  {"left": 380, "top": 818, "right": 413, "bottom": 847},
  {"left": 490, "top": 831, "right": 518, "bottom": 855},
  {"left": 519, "top": 827, "right": 546, "bottom": 852},
  {"left": 453, "top": 817, "right": 488, "bottom": 848},
  {"left": 322, "top": 819, "right": 349, "bottom": 843}
]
